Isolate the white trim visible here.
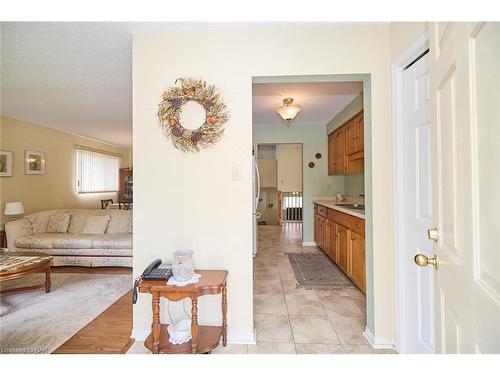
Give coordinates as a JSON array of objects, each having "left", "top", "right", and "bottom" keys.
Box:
[
  {"left": 363, "top": 327, "right": 396, "bottom": 350},
  {"left": 392, "top": 31, "right": 429, "bottom": 355},
  {"left": 302, "top": 241, "right": 317, "bottom": 247},
  {"left": 131, "top": 329, "right": 256, "bottom": 345},
  {"left": 131, "top": 329, "right": 150, "bottom": 341}
]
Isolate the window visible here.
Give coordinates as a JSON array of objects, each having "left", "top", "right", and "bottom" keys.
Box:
[{"left": 75, "top": 147, "right": 121, "bottom": 193}]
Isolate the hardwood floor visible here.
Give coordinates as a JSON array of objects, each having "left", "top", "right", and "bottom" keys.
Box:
[
  {"left": 53, "top": 290, "right": 134, "bottom": 354},
  {"left": 51, "top": 266, "right": 133, "bottom": 354}
]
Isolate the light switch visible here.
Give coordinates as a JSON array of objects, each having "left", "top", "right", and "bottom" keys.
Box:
[{"left": 232, "top": 165, "right": 241, "bottom": 181}]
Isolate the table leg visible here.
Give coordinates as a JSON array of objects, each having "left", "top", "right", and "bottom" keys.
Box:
[
  {"left": 151, "top": 293, "right": 160, "bottom": 354},
  {"left": 222, "top": 282, "right": 228, "bottom": 347},
  {"left": 190, "top": 297, "right": 198, "bottom": 354},
  {"left": 44, "top": 267, "right": 51, "bottom": 293}
]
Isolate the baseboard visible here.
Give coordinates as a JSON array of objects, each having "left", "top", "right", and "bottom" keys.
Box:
[
  {"left": 227, "top": 330, "right": 256, "bottom": 345},
  {"left": 131, "top": 329, "right": 256, "bottom": 345},
  {"left": 363, "top": 327, "right": 395, "bottom": 350},
  {"left": 302, "top": 241, "right": 317, "bottom": 247},
  {"left": 131, "top": 329, "right": 150, "bottom": 341}
]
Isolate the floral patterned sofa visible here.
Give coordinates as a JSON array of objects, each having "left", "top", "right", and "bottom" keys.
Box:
[{"left": 4, "top": 209, "right": 132, "bottom": 267}]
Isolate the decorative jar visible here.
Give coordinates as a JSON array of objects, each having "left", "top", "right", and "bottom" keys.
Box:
[{"left": 172, "top": 249, "right": 195, "bottom": 281}]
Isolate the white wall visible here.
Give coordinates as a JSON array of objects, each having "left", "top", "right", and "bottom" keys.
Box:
[
  {"left": 133, "top": 25, "right": 393, "bottom": 341},
  {"left": 390, "top": 22, "right": 429, "bottom": 61}
]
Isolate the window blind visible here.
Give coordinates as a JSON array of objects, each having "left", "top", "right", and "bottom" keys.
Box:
[{"left": 75, "top": 148, "right": 120, "bottom": 193}]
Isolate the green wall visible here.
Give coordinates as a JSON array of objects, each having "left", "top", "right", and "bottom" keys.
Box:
[
  {"left": 326, "top": 92, "right": 364, "bottom": 134},
  {"left": 253, "top": 125, "right": 345, "bottom": 243},
  {"left": 345, "top": 173, "right": 365, "bottom": 196}
]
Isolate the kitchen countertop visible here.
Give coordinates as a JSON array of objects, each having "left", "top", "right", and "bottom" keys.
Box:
[{"left": 313, "top": 197, "right": 365, "bottom": 219}]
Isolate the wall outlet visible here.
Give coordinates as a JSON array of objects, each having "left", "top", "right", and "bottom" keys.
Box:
[{"left": 324, "top": 184, "right": 332, "bottom": 191}]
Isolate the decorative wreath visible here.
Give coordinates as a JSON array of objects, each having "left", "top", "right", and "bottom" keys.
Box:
[{"left": 157, "top": 78, "right": 230, "bottom": 152}]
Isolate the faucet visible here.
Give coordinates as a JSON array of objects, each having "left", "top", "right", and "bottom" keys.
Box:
[{"left": 358, "top": 193, "right": 365, "bottom": 198}]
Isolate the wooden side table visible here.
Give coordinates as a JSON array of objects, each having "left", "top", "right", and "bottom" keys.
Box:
[{"left": 138, "top": 269, "right": 228, "bottom": 354}]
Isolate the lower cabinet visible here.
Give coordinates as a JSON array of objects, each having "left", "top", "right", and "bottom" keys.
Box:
[
  {"left": 336, "top": 224, "right": 350, "bottom": 275},
  {"left": 314, "top": 204, "right": 366, "bottom": 293},
  {"left": 349, "top": 231, "right": 366, "bottom": 292}
]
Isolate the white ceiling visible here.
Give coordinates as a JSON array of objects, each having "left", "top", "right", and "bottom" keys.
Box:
[
  {"left": 1, "top": 22, "right": 363, "bottom": 147},
  {"left": 252, "top": 81, "right": 362, "bottom": 128},
  {"left": 1, "top": 22, "right": 305, "bottom": 148}
]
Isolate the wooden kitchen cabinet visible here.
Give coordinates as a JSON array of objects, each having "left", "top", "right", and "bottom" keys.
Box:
[
  {"left": 325, "top": 219, "right": 333, "bottom": 259},
  {"left": 335, "top": 127, "right": 346, "bottom": 174},
  {"left": 327, "top": 111, "right": 363, "bottom": 175},
  {"left": 328, "top": 135, "right": 335, "bottom": 175},
  {"left": 328, "top": 222, "right": 338, "bottom": 263},
  {"left": 349, "top": 231, "right": 366, "bottom": 292},
  {"left": 345, "top": 118, "right": 357, "bottom": 155},
  {"left": 345, "top": 112, "right": 364, "bottom": 155},
  {"left": 336, "top": 224, "right": 349, "bottom": 275},
  {"left": 314, "top": 203, "right": 366, "bottom": 294},
  {"left": 355, "top": 113, "right": 364, "bottom": 152}
]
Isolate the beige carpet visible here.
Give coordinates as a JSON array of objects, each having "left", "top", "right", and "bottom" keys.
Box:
[{"left": 0, "top": 273, "right": 131, "bottom": 354}]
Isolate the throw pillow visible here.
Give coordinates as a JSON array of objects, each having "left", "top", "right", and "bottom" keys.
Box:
[
  {"left": 46, "top": 211, "right": 72, "bottom": 233},
  {"left": 82, "top": 215, "right": 110, "bottom": 235}
]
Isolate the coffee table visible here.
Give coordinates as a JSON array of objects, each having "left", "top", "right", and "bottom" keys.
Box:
[{"left": 0, "top": 251, "right": 53, "bottom": 295}]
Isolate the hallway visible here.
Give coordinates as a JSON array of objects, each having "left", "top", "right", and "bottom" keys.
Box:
[{"left": 214, "top": 223, "right": 395, "bottom": 354}]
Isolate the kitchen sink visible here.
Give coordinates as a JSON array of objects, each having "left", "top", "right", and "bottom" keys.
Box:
[{"left": 335, "top": 203, "right": 365, "bottom": 210}]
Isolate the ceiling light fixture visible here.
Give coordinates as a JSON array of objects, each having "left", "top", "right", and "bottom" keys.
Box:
[{"left": 276, "top": 97, "right": 300, "bottom": 127}]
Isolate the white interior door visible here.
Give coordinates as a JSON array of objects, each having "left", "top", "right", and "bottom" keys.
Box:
[
  {"left": 401, "top": 52, "right": 435, "bottom": 354},
  {"left": 429, "top": 22, "right": 500, "bottom": 353}
]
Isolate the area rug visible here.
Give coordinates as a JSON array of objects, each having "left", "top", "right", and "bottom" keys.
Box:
[
  {"left": 0, "top": 273, "right": 131, "bottom": 354},
  {"left": 287, "top": 253, "right": 355, "bottom": 289}
]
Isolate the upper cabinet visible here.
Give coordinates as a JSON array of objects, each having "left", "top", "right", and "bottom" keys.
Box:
[
  {"left": 277, "top": 144, "right": 302, "bottom": 192},
  {"left": 257, "top": 159, "right": 277, "bottom": 188},
  {"left": 328, "top": 126, "right": 346, "bottom": 174},
  {"left": 328, "top": 111, "right": 364, "bottom": 175}
]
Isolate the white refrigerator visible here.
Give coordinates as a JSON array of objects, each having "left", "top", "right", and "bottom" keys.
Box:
[{"left": 252, "top": 155, "right": 261, "bottom": 257}]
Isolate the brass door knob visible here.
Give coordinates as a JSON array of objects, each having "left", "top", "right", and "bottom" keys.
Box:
[{"left": 414, "top": 254, "right": 439, "bottom": 270}]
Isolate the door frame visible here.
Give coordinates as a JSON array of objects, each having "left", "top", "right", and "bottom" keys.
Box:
[
  {"left": 391, "top": 32, "right": 430, "bottom": 354},
  {"left": 255, "top": 142, "right": 304, "bottom": 231},
  {"left": 253, "top": 73, "right": 377, "bottom": 342}
]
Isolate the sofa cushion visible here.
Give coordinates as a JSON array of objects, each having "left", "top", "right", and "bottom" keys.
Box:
[
  {"left": 25, "top": 210, "right": 59, "bottom": 235},
  {"left": 82, "top": 215, "right": 110, "bottom": 235},
  {"left": 15, "top": 233, "right": 133, "bottom": 251},
  {"left": 92, "top": 234, "right": 132, "bottom": 249},
  {"left": 47, "top": 211, "right": 72, "bottom": 233},
  {"left": 67, "top": 209, "right": 106, "bottom": 234},
  {"left": 106, "top": 210, "right": 132, "bottom": 234},
  {"left": 31, "top": 247, "right": 132, "bottom": 257},
  {"left": 52, "top": 234, "right": 96, "bottom": 249},
  {"left": 15, "top": 234, "right": 63, "bottom": 249}
]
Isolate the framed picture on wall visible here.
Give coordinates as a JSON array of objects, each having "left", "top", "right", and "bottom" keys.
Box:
[
  {"left": 0, "top": 150, "right": 13, "bottom": 177},
  {"left": 25, "top": 150, "right": 46, "bottom": 175}
]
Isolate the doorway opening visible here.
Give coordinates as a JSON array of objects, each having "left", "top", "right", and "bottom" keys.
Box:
[
  {"left": 255, "top": 142, "right": 304, "bottom": 243},
  {"left": 251, "top": 76, "right": 380, "bottom": 353}
]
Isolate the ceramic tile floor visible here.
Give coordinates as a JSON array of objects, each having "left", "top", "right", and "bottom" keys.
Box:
[
  {"left": 214, "top": 223, "right": 396, "bottom": 354},
  {"left": 127, "top": 223, "right": 396, "bottom": 354}
]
